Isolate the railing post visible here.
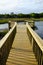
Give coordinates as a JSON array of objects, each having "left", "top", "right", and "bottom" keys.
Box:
[
  {"left": 26, "top": 22, "right": 43, "bottom": 65},
  {"left": 41, "top": 52, "right": 43, "bottom": 65},
  {"left": 9, "top": 21, "right": 11, "bottom": 29},
  {"left": 0, "top": 22, "right": 17, "bottom": 65},
  {"left": 32, "top": 37, "right": 43, "bottom": 65},
  {"left": 27, "top": 28, "right": 32, "bottom": 44}
]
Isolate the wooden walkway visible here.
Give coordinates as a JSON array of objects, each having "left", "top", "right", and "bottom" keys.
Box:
[{"left": 6, "top": 24, "right": 38, "bottom": 65}]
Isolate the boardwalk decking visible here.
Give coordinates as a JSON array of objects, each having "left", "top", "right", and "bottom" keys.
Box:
[{"left": 6, "top": 24, "right": 38, "bottom": 65}]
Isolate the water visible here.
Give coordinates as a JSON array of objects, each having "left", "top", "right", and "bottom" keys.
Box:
[
  {"left": 0, "top": 23, "right": 9, "bottom": 31},
  {"left": 17, "top": 22, "right": 26, "bottom": 25},
  {"left": 17, "top": 21, "right": 43, "bottom": 39},
  {"left": 0, "top": 21, "right": 43, "bottom": 39},
  {"left": 35, "top": 21, "right": 43, "bottom": 39},
  {"left": 0, "top": 23, "right": 9, "bottom": 40}
]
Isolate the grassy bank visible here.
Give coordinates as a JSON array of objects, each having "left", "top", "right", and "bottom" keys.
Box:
[
  {"left": 8, "top": 18, "right": 43, "bottom": 21},
  {"left": 0, "top": 18, "right": 43, "bottom": 24},
  {"left": 6, "top": 18, "right": 43, "bottom": 21},
  {"left": 0, "top": 19, "right": 9, "bottom": 24},
  {"left": 0, "top": 30, "right": 8, "bottom": 39},
  {"left": 30, "top": 18, "right": 43, "bottom": 21},
  {"left": 0, "top": 30, "right": 8, "bottom": 34}
]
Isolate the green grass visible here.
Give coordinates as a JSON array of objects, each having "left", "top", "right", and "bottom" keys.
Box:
[
  {"left": 29, "top": 18, "right": 43, "bottom": 21},
  {"left": 0, "top": 30, "right": 8, "bottom": 33},
  {"left": 0, "top": 19, "right": 9, "bottom": 24},
  {"left": 0, "top": 30, "right": 8, "bottom": 35},
  {"left": 0, "top": 18, "right": 43, "bottom": 24},
  {"left": 7, "top": 18, "right": 43, "bottom": 22}
]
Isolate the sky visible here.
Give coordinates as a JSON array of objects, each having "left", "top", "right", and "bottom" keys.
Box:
[{"left": 0, "top": 0, "right": 43, "bottom": 14}]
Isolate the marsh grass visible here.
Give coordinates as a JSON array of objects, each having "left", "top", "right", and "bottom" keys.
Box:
[{"left": 0, "top": 18, "right": 43, "bottom": 24}]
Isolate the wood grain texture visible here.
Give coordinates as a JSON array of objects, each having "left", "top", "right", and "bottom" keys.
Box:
[{"left": 6, "top": 24, "right": 38, "bottom": 65}]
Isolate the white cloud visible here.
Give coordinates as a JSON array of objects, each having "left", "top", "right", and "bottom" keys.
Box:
[
  {"left": 0, "top": 0, "right": 43, "bottom": 14},
  {"left": 0, "top": 0, "right": 18, "bottom": 9},
  {"left": 35, "top": 0, "right": 43, "bottom": 3}
]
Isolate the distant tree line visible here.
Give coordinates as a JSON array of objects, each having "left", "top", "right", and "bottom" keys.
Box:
[{"left": 0, "top": 12, "right": 43, "bottom": 18}]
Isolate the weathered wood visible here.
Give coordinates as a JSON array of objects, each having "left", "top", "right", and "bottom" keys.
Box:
[
  {"left": 0, "top": 22, "right": 17, "bottom": 65},
  {"left": 26, "top": 22, "right": 43, "bottom": 65},
  {"left": 6, "top": 24, "right": 38, "bottom": 65},
  {"left": 25, "top": 20, "right": 35, "bottom": 27}
]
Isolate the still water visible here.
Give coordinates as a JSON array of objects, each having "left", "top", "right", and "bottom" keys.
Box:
[
  {"left": 18, "top": 21, "right": 43, "bottom": 39},
  {"left": 0, "top": 21, "right": 43, "bottom": 39},
  {"left": 0, "top": 23, "right": 9, "bottom": 31},
  {"left": 0, "top": 23, "right": 9, "bottom": 40},
  {"left": 35, "top": 21, "right": 43, "bottom": 39},
  {"left": 17, "top": 22, "right": 26, "bottom": 25}
]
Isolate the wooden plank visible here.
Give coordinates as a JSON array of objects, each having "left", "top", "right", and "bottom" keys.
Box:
[{"left": 6, "top": 24, "right": 38, "bottom": 65}]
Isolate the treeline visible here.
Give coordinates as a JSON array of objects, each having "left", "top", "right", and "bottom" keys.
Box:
[{"left": 0, "top": 13, "right": 43, "bottom": 18}]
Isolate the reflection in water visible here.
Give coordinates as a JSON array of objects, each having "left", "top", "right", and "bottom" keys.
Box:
[
  {"left": 17, "top": 22, "right": 26, "bottom": 25},
  {"left": 0, "top": 23, "right": 9, "bottom": 40},
  {"left": 17, "top": 21, "right": 43, "bottom": 39},
  {"left": 0, "top": 21, "right": 43, "bottom": 39},
  {"left": 0, "top": 23, "right": 9, "bottom": 31},
  {"left": 35, "top": 21, "right": 43, "bottom": 39}
]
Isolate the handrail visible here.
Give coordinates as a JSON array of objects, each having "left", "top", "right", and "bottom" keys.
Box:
[
  {"left": 26, "top": 22, "right": 43, "bottom": 52},
  {"left": 25, "top": 20, "right": 35, "bottom": 27},
  {"left": 0, "top": 22, "right": 17, "bottom": 65},
  {"left": 0, "top": 22, "right": 17, "bottom": 48},
  {"left": 26, "top": 22, "right": 43, "bottom": 65}
]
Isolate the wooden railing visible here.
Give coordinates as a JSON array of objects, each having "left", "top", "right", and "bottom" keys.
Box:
[
  {"left": 25, "top": 20, "right": 35, "bottom": 27},
  {"left": 26, "top": 22, "right": 43, "bottom": 65},
  {"left": 0, "top": 22, "right": 17, "bottom": 65}
]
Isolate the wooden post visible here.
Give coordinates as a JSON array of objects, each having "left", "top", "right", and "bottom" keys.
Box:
[{"left": 9, "top": 21, "right": 11, "bottom": 29}]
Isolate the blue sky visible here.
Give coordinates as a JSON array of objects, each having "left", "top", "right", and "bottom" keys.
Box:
[{"left": 0, "top": 0, "right": 43, "bottom": 14}]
